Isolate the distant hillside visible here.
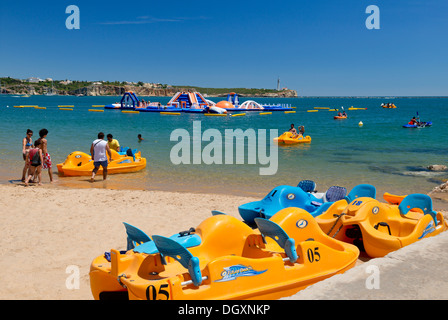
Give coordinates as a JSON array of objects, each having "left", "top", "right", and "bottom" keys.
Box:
[
  {"left": 0, "top": 77, "right": 297, "bottom": 98},
  {"left": 171, "top": 86, "right": 298, "bottom": 98}
]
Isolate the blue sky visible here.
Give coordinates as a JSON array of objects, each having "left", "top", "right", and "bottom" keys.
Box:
[{"left": 0, "top": 0, "right": 447, "bottom": 96}]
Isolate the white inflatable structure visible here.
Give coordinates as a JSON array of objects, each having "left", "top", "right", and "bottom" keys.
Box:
[{"left": 238, "top": 100, "right": 264, "bottom": 109}]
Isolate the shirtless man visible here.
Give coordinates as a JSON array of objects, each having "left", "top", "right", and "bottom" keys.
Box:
[
  {"left": 38, "top": 128, "right": 57, "bottom": 183},
  {"left": 288, "top": 124, "right": 298, "bottom": 138}
]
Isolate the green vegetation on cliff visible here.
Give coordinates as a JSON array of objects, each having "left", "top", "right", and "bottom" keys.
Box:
[{"left": 0, "top": 77, "right": 297, "bottom": 97}]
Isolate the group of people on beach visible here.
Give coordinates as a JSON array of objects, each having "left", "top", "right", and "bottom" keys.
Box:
[
  {"left": 21, "top": 128, "right": 55, "bottom": 186},
  {"left": 21, "top": 129, "right": 145, "bottom": 185}
]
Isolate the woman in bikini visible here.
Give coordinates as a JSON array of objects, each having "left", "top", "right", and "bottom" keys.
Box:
[
  {"left": 21, "top": 129, "right": 33, "bottom": 181},
  {"left": 24, "top": 139, "right": 43, "bottom": 186}
]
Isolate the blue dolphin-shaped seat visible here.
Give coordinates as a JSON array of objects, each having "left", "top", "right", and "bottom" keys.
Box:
[
  {"left": 238, "top": 184, "right": 334, "bottom": 224},
  {"left": 238, "top": 184, "right": 376, "bottom": 224}
]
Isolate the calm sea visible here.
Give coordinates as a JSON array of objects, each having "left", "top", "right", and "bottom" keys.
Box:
[{"left": 1, "top": 94, "right": 447, "bottom": 198}]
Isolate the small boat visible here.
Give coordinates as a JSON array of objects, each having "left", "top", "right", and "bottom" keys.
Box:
[
  {"left": 334, "top": 115, "right": 347, "bottom": 120},
  {"left": 402, "top": 121, "right": 432, "bottom": 128},
  {"left": 57, "top": 149, "right": 146, "bottom": 176},
  {"left": 315, "top": 192, "right": 448, "bottom": 258},
  {"left": 89, "top": 208, "right": 359, "bottom": 300},
  {"left": 104, "top": 103, "right": 121, "bottom": 109},
  {"left": 273, "top": 132, "right": 311, "bottom": 145}
]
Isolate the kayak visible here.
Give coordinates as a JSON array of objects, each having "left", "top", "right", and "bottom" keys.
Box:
[
  {"left": 334, "top": 116, "right": 347, "bottom": 120},
  {"left": 273, "top": 132, "right": 311, "bottom": 144},
  {"left": 402, "top": 121, "right": 432, "bottom": 128}
]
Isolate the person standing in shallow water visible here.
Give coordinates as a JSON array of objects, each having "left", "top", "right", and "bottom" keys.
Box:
[
  {"left": 90, "top": 132, "right": 112, "bottom": 182},
  {"left": 21, "top": 129, "right": 33, "bottom": 181},
  {"left": 39, "top": 128, "right": 57, "bottom": 183},
  {"left": 24, "top": 139, "right": 43, "bottom": 186}
]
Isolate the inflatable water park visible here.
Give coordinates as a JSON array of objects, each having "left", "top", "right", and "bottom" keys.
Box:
[
  {"left": 89, "top": 180, "right": 447, "bottom": 300},
  {"left": 104, "top": 91, "right": 293, "bottom": 114},
  {"left": 209, "top": 92, "right": 293, "bottom": 112}
]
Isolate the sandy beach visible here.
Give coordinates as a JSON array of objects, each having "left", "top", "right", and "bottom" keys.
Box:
[
  {"left": 1, "top": 182, "right": 447, "bottom": 300},
  {"left": 0, "top": 183, "right": 259, "bottom": 300}
]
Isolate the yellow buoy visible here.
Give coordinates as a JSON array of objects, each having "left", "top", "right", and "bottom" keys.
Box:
[
  {"left": 259, "top": 112, "right": 272, "bottom": 115},
  {"left": 121, "top": 110, "right": 139, "bottom": 114},
  {"left": 307, "top": 110, "right": 318, "bottom": 112},
  {"left": 284, "top": 111, "right": 296, "bottom": 114},
  {"left": 59, "top": 108, "right": 73, "bottom": 111},
  {"left": 231, "top": 113, "right": 245, "bottom": 117},
  {"left": 204, "top": 113, "right": 227, "bottom": 116},
  {"left": 89, "top": 109, "right": 104, "bottom": 112},
  {"left": 91, "top": 105, "right": 105, "bottom": 108},
  {"left": 160, "top": 112, "right": 181, "bottom": 115},
  {"left": 34, "top": 106, "right": 46, "bottom": 109},
  {"left": 359, "top": 121, "right": 364, "bottom": 127}
]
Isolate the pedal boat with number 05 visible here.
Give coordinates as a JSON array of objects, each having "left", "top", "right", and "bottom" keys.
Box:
[
  {"left": 89, "top": 208, "right": 359, "bottom": 300},
  {"left": 315, "top": 193, "right": 448, "bottom": 258}
]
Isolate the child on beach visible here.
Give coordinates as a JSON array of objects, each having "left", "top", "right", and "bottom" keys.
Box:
[
  {"left": 38, "top": 128, "right": 57, "bottom": 183},
  {"left": 21, "top": 129, "right": 33, "bottom": 181},
  {"left": 24, "top": 139, "right": 43, "bottom": 186}
]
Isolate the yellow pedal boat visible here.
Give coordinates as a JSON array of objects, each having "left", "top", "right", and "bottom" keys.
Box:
[
  {"left": 57, "top": 149, "right": 146, "bottom": 176},
  {"left": 315, "top": 193, "right": 448, "bottom": 258},
  {"left": 273, "top": 132, "right": 311, "bottom": 145},
  {"left": 89, "top": 208, "right": 359, "bottom": 300}
]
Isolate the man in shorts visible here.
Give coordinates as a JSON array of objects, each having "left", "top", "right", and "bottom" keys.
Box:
[
  {"left": 39, "top": 128, "right": 57, "bottom": 183},
  {"left": 90, "top": 132, "right": 112, "bottom": 182}
]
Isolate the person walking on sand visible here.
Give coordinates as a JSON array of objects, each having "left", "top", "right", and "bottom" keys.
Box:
[
  {"left": 21, "top": 129, "right": 33, "bottom": 181},
  {"left": 24, "top": 139, "right": 43, "bottom": 186},
  {"left": 90, "top": 132, "right": 112, "bottom": 182},
  {"left": 38, "top": 128, "right": 57, "bottom": 183}
]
